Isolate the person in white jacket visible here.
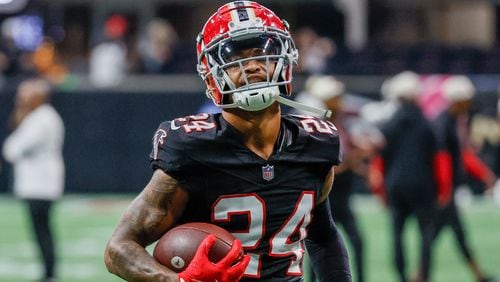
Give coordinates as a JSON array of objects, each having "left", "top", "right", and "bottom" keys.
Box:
[{"left": 2, "top": 78, "right": 64, "bottom": 282}]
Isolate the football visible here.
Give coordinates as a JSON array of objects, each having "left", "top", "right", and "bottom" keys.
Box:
[{"left": 153, "top": 222, "right": 239, "bottom": 272}]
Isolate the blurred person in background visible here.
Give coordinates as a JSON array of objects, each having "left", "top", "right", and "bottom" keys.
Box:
[
  {"left": 429, "top": 75, "right": 497, "bottom": 282},
  {"left": 294, "top": 27, "right": 336, "bottom": 74},
  {"left": 2, "top": 78, "right": 65, "bottom": 282},
  {"left": 137, "top": 18, "right": 180, "bottom": 74},
  {"left": 32, "top": 37, "right": 69, "bottom": 85},
  {"left": 104, "top": 2, "right": 352, "bottom": 281},
  {"left": 0, "top": 17, "right": 32, "bottom": 78},
  {"left": 369, "top": 71, "right": 438, "bottom": 282},
  {"left": 295, "top": 75, "right": 374, "bottom": 282},
  {"left": 0, "top": 48, "right": 7, "bottom": 89},
  {"left": 89, "top": 14, "right": 129, "bottom": 88},
  {"left": 359, "top": 79, "right": 399, "bottom": 128},
  {"left": 495, "top": 97, "right": 500, "bottom": 204}
]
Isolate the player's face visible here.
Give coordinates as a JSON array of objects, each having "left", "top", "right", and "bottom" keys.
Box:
[
  {"left": 226, "top": 49, "right": 276, "bottom": 88},
  {"left": 219, "top": 36, "right": 279, "bottom": 89}
]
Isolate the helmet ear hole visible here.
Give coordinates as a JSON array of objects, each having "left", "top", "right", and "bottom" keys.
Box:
[{"left": 206, "top": 76, "right": 221, "bottom": 104}]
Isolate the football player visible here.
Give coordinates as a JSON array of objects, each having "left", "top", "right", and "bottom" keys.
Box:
[
  {"left": 370, "top": 71, "right": 438, "bottom": 282},
  {"left": 104, "top": 2, "right": 351, "bottom": 281},
  {"left": 430, "top": 75, "right": 497, "bottom": 282}
]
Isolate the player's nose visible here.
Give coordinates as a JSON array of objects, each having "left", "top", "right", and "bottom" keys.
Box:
[{"left": 243, "top": 58, "right": 263, "bottom": 73}]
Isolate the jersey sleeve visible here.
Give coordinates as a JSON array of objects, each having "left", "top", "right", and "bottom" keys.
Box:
[
  {"left": 149, "top": 121, "right": 199, "bottom": 192},
  {"left": 313, "top": 122, "right": 342, "bottom": 166},
  {"left": 289, "top": 115, "right": 342, "bottom": 166}
]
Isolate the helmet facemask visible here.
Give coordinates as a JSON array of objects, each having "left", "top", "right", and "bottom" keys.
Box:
[{"left": 198, "top": 20, "right": 298, "bottom": 111}]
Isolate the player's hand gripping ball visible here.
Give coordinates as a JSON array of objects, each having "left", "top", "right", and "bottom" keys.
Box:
[{"left": 153, "top": 222, "right": 244, "bottom": 272}]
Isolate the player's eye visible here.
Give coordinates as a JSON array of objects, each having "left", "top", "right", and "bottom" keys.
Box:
[
  {"left": 217, "top": 35, "right": 281, "bottom": 64},
  {"left": 250, "top": 48, "right": 266, "bottom": 57},
  {"left": 226, "top": 54, "right": 243, "bottom": 63}
]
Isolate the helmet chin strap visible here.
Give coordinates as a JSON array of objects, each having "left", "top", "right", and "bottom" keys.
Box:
[
  {"left": 275, "top": 95, "right": 332, "bottom": 118},
  {"left": 232, "top": 86, "right": 332, "bottom": 118},
  {"left": 233, "top": 85, "right": 280, "bottom": 111}
]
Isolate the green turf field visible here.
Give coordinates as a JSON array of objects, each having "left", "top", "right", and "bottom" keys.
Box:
[{"left": 0, "top": 195, "right": 498, "bottom": 282}]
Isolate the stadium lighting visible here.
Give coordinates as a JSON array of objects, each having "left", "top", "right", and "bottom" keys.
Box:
[{"left": 0, "top": 0, "right": 28, "bottom": 14}]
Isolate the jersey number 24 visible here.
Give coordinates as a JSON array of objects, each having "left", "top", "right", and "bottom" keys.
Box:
[{"left": 212, "top": 192, "right": 314, "bottom": 278}]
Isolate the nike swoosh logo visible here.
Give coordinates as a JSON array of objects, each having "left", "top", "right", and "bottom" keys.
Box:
[{"left": 170, "top": 121, "right": 181, "bottom": 130}]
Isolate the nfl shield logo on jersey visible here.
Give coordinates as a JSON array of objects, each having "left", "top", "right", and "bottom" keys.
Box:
[{"left": 262, "top": 164, "right": 274, "bottom": 181}]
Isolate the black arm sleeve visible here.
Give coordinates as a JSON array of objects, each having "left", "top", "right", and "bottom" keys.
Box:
[{"left": 305, "top": 198, "right": 352, "bottom": 282}]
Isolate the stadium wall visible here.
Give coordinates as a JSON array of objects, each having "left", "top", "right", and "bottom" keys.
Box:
[{"left": 0, "top": 87, "right": 206, "bottom": 194}]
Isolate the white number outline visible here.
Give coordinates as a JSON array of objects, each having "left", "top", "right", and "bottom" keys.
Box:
[
  {"left": 212, "top": 191, "right": 316, "bottom": 278},
  {"left": 175, "top": 113, "right": 216, "bottom": 133},
  {"left": 294, "top": 114, "right": 337, "bottom": 134},
  {"left": 212, "top": 193, "right": 265, "bottom": 278},
  {"left": 269, "top": 192, "right": 314, "bottom": 275}
]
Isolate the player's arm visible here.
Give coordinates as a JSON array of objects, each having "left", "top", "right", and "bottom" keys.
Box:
[
  {"left": 461, "top": 148, "right": 496, "bottom": 189},
  {"left": 104, "top": 169, "right": 189, "bottom": 282},
  {"left": 305, "top": 166, "right": 352, "bottom": 282}
]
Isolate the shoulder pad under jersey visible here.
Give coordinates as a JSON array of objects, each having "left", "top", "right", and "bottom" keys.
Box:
[
  {"left": 285, "top": 114, "right": 342, "bottom": 165},
  {"left": 150, "top": 113, "right": 218, "bottom": 176}
]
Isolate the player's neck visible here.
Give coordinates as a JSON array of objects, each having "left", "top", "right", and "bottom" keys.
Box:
[{"left": 222, "top": 103, "right": 281, "bottom": 160}]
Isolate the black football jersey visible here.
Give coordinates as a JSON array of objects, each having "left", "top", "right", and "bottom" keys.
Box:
[{"left": 150, "top": 113, "right": 341, "bottom": 281}]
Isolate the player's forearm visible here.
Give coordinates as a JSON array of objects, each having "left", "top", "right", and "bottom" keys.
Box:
[
  {"left": 105, "top": 239, "right": 178, "bottom": 282},
  {"left": 306, "top": 199, "right": 352, "bottom": 281},
  {"left": 104, "top": 171, "right": 189, "bottom": 281},
  {"left": 306, "top": 238, "right": 351, "bottom": 281}
]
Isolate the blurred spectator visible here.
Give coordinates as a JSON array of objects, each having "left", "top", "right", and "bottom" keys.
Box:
[
  {"left": 89, "top": 14, "right": 129, "bottom": 88},
  {"left": 59, "top": 24, "right": 88, "bottom": 74},
  {"left": 359, "top": 81, "right": 399, "bottom": 127},
  {"left": 137, "top": 18, "right": 179, "bottom": 74},
  {"left": 295, "top": 75, "right": 376, "bottom": 282},
  {"left": 0, "top": 14, "right": 71, "bottom": 83},
  {"left": 369, "top": 71, "right": 438, "bottom": 282},
  {"left": 495, "top": 96, "right": 500, "bottom": 205},
  {"left": 32, "top": 37, "right": 69, "bottom": 85},
  {"left": 0, "top": 17, "right": 35, "bottom": 76},
  {"left": 430, "top": 75, "right": 497, "bottom": 282},
  {"left": 294, "top": 27, "right": 335, "bottom": 74},
  {"left": 2, "top": 78, "right": 65, "bottom": 282},
  {"left": 0, "top": 49, "right": 7, "bottom": 89}
]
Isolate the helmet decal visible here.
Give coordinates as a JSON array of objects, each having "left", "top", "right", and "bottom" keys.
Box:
[{"left": 231, "top": 1, "right": 252, "bottom": 22}]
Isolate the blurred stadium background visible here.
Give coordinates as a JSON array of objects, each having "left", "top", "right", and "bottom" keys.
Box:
[{"left": 1, "top": 0, "right": 500, "bottom": 281}]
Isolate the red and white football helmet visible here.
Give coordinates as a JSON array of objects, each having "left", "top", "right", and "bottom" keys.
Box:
[{"left": 197, "top": 1, "right": 298, "bottom": 111}]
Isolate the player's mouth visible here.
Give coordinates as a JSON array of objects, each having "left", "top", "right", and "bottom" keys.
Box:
[{"left": 245, "top": 74, "right": 267, "bottom": 84}]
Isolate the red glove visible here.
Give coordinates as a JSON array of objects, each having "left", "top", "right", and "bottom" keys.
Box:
[{"left": 178, "top": 234, "right": 250, "bottom": 282}]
